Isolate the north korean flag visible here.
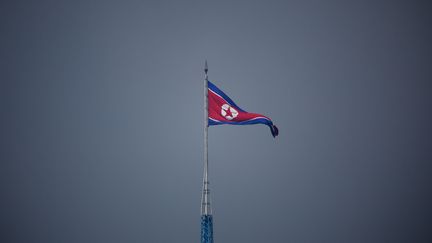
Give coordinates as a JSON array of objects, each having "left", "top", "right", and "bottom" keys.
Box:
[{"left": 208, "top": 80, "right": 279, "bottom": 137}]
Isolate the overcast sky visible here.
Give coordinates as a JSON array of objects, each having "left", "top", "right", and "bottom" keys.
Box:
[{"left": 1, "top": 0, "right": 432, "bottom": 242}]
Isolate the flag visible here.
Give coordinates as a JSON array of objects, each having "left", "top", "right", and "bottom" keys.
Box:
[{"left": 208, "top": 80, "right": 279, "bottom": 137}]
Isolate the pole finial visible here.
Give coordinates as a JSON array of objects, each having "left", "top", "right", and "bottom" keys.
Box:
[{"left": 204, "top": 60, "right": 208, "bottom": 74}]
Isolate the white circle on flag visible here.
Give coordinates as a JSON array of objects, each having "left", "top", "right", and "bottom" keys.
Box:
[{"left": 221, "top": 104, "right": 238, "bottom": 120}]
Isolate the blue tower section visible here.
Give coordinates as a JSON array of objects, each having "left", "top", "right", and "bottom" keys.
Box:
[{"left": 200, "top": 215, "right": 214, "bottom": 243}]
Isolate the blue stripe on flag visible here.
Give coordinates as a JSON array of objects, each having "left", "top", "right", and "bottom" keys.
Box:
[{"left": 208, "top": 80, "right": 246, "bottom": 112}]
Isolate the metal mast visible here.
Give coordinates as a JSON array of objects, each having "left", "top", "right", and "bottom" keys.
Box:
[{"left": 200, "top": 60, "right": 214, "bottom": 243}]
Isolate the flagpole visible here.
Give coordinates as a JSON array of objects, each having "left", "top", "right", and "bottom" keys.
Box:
[
  {"left": 203, "top": 60, "right": 209, "bottom": 215},
  {"left": 201, "top": 60, "right": 213, "bottom": 243}
]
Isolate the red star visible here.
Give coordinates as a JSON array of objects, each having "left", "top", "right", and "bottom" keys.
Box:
[{"left": 224, "top": 107, "right": 232, "bottom": 118}]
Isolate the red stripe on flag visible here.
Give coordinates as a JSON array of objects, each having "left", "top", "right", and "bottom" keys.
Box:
[{"left": 208, "top": 88, "right": 271, "bottom": 122}]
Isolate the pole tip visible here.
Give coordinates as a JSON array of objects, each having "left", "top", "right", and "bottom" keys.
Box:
[{"left": 204, "top": 60, "right": 208, "bottom": 74}]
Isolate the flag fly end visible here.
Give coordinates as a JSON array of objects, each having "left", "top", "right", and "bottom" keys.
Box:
[{"left": 271, "top": 125, "right": 279, "bottom": 138}]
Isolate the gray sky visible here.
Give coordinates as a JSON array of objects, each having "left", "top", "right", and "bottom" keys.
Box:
[{"left": 1, "top": 0, "right": 432, "bottom": 242}]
